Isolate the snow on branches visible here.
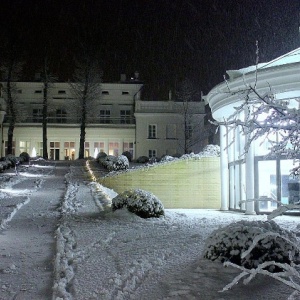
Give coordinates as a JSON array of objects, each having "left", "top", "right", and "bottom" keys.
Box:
[{"left": 218, "top": 86, "right": 300, "bottom": 177}]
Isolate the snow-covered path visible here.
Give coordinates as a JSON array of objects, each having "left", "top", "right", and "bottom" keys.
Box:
[
  {"left": 0, "top": 160, "right": 299, "bottom": 299},
  {"left": 0, "top": 162, "right": 68, "bottom": 299}
]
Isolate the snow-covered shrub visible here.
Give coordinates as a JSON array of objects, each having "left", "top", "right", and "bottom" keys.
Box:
[
  {"left": 203, "top": 220, "right": 300, "bottom": 271},
  {"left": 99, "top": 155, "right": 129, "bottom": 171},
  {"left": 6, "top": 155, "right": 19, "bottom": 167},
  {"left": 20, "top": 152, "right": 30, "bottom": 162},
  {"left": 160, "top": 155, "right": 175, "bottom": 162},
  {"left": 96, "top": 151, "right": 107, "bottom": 162},
  {"left": 113, "top": 155, "right": 129, "bottom": 171},
  {"left": 122, "top": 151, "right": 132, "bottom": 162},
  {"left": 112, "top": 189, "right": 165, "bottom": 218},
  {"left": 201, "top": 144, "right": 220, "bottom": 157},
  {"left": 136, "top": 156, "right": 149, "bottom": 163}
]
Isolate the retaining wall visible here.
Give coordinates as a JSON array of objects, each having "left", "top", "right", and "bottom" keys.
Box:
[{"left": 98, "top": 157, "right": 221, "bottom": 209}]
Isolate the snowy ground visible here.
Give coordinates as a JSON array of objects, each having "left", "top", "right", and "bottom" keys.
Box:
[{"left": 0, "top": 160, "right": 299, "bottom": 299}]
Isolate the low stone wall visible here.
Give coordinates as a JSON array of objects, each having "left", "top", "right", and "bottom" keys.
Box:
[{"left": 98, "top": 157, "right": 221, "bottom": 209}]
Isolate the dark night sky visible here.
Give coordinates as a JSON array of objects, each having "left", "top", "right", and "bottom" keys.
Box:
[{"left": 1, "top": 0, "right": 299, "bottom": 99}]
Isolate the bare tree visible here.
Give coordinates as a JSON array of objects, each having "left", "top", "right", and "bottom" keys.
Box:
[
  {"left": 0, "top": 57, "right": 24, "bottom": 155},
  {"left": 40, "top": 56, "right": 57, "bottom": 160},
  {"left": 175, "top": 78, "right": 208, "bottom": 153},
  {"left": 70, "top": 56, "right": 102, "bottom": 159}
]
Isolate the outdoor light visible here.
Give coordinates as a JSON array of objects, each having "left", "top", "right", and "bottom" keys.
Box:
[{"left": 31, "top": 147, "right": 37, "bottom": 157}]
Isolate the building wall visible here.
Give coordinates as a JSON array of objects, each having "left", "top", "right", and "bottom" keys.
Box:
[
  {"left": 135, "top": 100, "right": 206, "bottom": 159},
  {"left": 99, "top": 157, "right": 221, "bottom": 209},
  {"left": 0, "top": 81, "right": 208, "bottom": 161}
]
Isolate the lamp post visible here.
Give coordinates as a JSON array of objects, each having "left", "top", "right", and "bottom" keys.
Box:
[{"left": 0, "top": 110, "right": 6, "bottom": 158}]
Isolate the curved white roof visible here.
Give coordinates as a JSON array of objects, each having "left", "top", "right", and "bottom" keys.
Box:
[{"left": 206, "top": 48, "right": 300, "bottom": 121}]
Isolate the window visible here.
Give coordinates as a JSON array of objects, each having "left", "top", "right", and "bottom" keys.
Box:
[
  {"left": 32, "top": 109, "right": 43, "bottom": 123},
  {"left": 109, "top": 142, "right": 119, "bottom": 156},
  {"left": 94, "top": 142, "right": 105, "bottom": 153},
  {"left": 64, "top": 142, "right": 75, "bottom": 160},
  {"left": 148, "top": 125, "right": 157, "bottom": 139},
  {"left": 122, "top": 91, "right": 129, "bottom": 95},
  {"left": 19, "top": 141, "right": 30, "bottom": 154},
  {"left": 123, "top": 142, "right": 134, "bottom": 157},
  {"left": 34, "top": 90, "right": 42, "bottom": 94},
  {"left": 17, "top": 89, "right": 22, "bottom": 94},
  {"left": 58, "top": 90, "right": 66, "bottom": 94},
  {"left": 120, "top": 110, "right": 131, "bottom": 124},
  {"left": 149, "top": 149, "right": 156, "bottom": 158},
  {"left": 56, "top": 109, "right": 67, "bottom": 123},
  {"left": 100, "top": 110, "right": 111, "bottom": 124},
  {"left": 5, "top": 141, "right": 16, "bottom": 156},
  {"left": 85, "top": 142, "right": 90, "bottom": 158},
  {"left": 50, "top": 141, "right": 60, "bottom": 160},
  {"left": 37, "top": 141, "right": 43, "bottom": 156},
  {"left": 102, "top": 91, "right": 109, "bottom": 95},
  {"left": 166, "top": 124, "right": 176, "bottom": 139}
]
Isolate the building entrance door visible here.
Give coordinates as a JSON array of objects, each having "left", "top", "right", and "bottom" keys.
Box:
[{"left": 254, "top": 157, "right": 300, "bottom": 213}]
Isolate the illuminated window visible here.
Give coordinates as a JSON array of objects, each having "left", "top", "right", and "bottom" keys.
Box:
[
  {"left": 123, "top": 142, "right": 134, "bottom": 157},
  {"left": 109, "top": 142, "right": 119, "bottom": 156},
  {"left": 64, "top": 141, "right": 75, "bottom": 160},
  {"left": 19, "top": 141, "right": 30, "bottom": 154}
]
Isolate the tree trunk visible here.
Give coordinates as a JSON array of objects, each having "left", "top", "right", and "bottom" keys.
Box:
[
  {"left": 42, "top": 82, "right": 48, "bottom": 159},
  {"left": 6, "top": 78, "right": 15, "bottom": 155}
]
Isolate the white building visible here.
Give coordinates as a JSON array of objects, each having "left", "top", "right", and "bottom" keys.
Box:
[
  {"left": 0, "top": 80, "right": 206, "bottom": 160},
  {"left": 206, "top": 48, "right": 300, "bottom": 214},
  {"left": 135, "top": 99, "right": 206, "bottom": 158}
]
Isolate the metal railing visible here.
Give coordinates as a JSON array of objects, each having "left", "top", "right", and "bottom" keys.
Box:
[{"left": 4, "top": 116, "right": 136, "bottom": 125}]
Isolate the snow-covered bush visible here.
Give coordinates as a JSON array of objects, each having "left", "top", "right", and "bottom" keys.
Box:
[
  {"left": 160, "top": 155, "right": 175, "bottom": 162},
  {"left": 20, "top": 152, "right": 30, "bottom": 162},
  {"left": 96, "top": 151, "right": 107, "bottom": 162},
  {"left": 6, "top": 155, "right": 20, "bottom": 167},
  {"left": 122, "top": 151, "right": 132, "bottom": 162},
  {"left": 203, "top": 220, "right": 300, "bottom": 271},
  {"left": 99, "top": 155, "right": 129, "bottom": 171},
  {"left": 201, "top": 144, "right": 220, "bottom": 157},
  {"left": 112, "top": 189, "right": 165, "bottom": 218},
  {"left": 136, "top": 156, "right": 149, "bottom": 163},
  {"left": 112, "top": 155, "right": 129, "bottom": 171}
]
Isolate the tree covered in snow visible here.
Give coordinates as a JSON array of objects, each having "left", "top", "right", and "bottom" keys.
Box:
[
  {"left": 219, "top": 86, "right": 300, "bottom": 177},
  {"left": 112, "top": 189, "right": 164, "bottom": 218}
]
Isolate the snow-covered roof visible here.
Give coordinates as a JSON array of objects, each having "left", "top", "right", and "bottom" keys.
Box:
[{"left": 227, "top": 47, "right": 300, "bottom": 80}]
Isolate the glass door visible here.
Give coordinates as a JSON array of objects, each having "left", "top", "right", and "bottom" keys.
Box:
[
  {"left": 255, "top": 159, "right": 277, "bottom": 212},
  {"left": 280, "top": 160, "right": 300, "bottom": 205}
]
